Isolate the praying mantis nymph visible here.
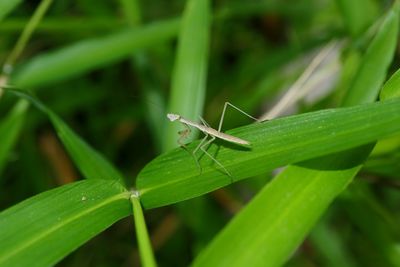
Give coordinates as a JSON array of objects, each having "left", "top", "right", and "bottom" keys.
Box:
[{"left": 167, "top": 102, "right": 259, "bottom": 178}]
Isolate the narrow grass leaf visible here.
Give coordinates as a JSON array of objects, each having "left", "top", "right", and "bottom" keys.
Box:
[
  {"left": 192, "top": 6, "right": 400, "bottom": 267},
  {"left": 131, "top": 194, "right": 157, "bottom": 267},
  {"left": 0, "top": 99, "right": 28, "bottom": 176},
  {"left": 3, "top": 0, "right": 53, "bottom": 70},
  {"left": 163, "top": 0, "right": 210, "bottom": 151},
  {"left": 137, "top": 99, "right": 400, "bottom": 208},
  {"left": 0, "top": 179, "right": 131, "bottom": 267},
  {"left": 5, "top": 89, "right": 126, "bottom": 183},
  {"left": 192, "top": 162, "right": 362, "bottom": 267},
  {"left": 47, "top": 110, "right": 126, "bottom": 183},
  {"left": 11, "top": 18, "right": 179, "bottom": 88}
]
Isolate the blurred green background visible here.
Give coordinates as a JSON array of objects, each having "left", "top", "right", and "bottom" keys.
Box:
[{"left": 1, "top": 0, "right": 400, "bottom": 266}]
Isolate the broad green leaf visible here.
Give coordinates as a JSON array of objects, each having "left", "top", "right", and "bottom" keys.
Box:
[
  {"left": 0, "top": 0, "right": 23, "bottom": 22},
  {"left": 163, "top": 0, "right": 210, "bottom": 151},
  {"left": 192, "top": 160, "right": 363, "bottom": 267},
  {"left": 0, "top": 99, "right": 28, "bottom": 176},
  {"left": 137, "top": 98, "right": 400, "bottom": 208},
  {"left": 131, "top": 194, "right": 157, "bottom": 267},
  {"left": 0, "top": 179, "right": 131, "bottom": 267},
  {"left": 192, "top": 5, "right": 400, "bottom": 267},
  {"left": 11, "top": 18, "right": 179, "bottom": 88}
]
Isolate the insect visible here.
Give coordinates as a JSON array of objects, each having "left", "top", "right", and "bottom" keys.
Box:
[{"left": 167, "top": 102, "right": 259, "bottom": 178}]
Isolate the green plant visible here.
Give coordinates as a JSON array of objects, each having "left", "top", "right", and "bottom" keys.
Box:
[{"left": 1, "top": 0, "right": 400, "bottom": 266}]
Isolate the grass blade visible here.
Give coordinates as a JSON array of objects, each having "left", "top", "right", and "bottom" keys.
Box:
[
  {"left": 11, "top": 18, "right": 179, "bottom": 88},
  {"left": 3, "top": 0, "right": 53, "bottom": 71},
  {"left": 131, "top": 193, "right": 157, "bottom": 267},
  {"left": 192, "top": 162, "right": 362, "bottom": 267},
  {"left": 0, "top": 179, "right": 131, "bottom": 267},
  {"left": 4, "top": 89, "right": 126, "bottom": 183},
  {"left": 0, "top": 99, "right": 28, "bottom": 176},
  {"left": 163, "top": 0, "right": 211, "bottom": 151},
  {"left": 47, "top": 110, "right": 126, "bottom": 183},
  {"left": 138, "top": 98, "right": 400, "bottom": 208}
]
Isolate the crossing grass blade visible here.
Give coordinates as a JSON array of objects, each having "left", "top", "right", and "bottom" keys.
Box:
[
  {"left": 163, "top": 0, "right": 210, "bottom": 151},
  {"left": 11, "top": 18, "right": 179, "bottom": 88},
  {"left": 0, "top": 179, "right": 131, "bottom": 267}
]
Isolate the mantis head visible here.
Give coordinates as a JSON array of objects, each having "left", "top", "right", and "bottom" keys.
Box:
[{"left": 167, "top": 113, "right": 180, "bottom": 122}]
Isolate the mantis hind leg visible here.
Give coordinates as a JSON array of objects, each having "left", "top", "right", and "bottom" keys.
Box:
[
  {"left": 199, "top": 136, "right": 233, "bottom": 183},
  {"left": 218, "top": 102, "right": 260, "bottom": 132},
  {"left": 191, "top": 134, "right": 209, "bottom": 175}
]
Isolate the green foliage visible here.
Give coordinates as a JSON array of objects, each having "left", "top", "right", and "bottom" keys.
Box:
[
  {"left": 0, "top": 179, "right": 130, "bottom": 267},
  {"left": 1, "top": 0, "right": 400, "bottom": 266}
]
